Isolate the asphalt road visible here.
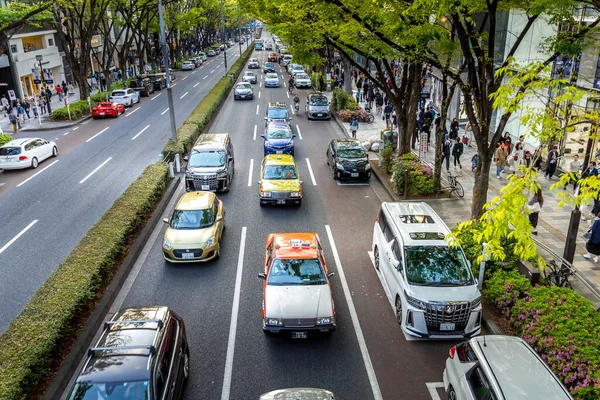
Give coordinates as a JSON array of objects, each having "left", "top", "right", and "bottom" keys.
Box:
[
  {"left": 0, "top": 45, "right": 248, "bottom": 333},
  {"left": 105, "top": 39, "right": 454, "bottom": 399}
]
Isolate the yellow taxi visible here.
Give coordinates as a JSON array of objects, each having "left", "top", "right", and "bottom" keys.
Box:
[
  {"left": 258, "top": 233, "right": 336, "bottom": 338},
  {"left": 258, "top": 154, "right": 302, "bottom": 206},
  {"left": 162, "top": 191, "right": 224, "bottom": 262}
]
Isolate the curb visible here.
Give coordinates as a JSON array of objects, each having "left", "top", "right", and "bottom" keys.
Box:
[
  {"left": 20, "top": 115, "right": 92, "bottom": 132},
  {"left": 43, "top": 175, "right": 181, "bottom": 400},
  {"left": 481, "top": 307, "right": 504, "bottom": 335}
]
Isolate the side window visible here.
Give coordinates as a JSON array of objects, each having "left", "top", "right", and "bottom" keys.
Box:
[
  {"left": 213, "top": 198, "right": 219, "bottom": 213},
  {"left": 380, "top": 212, "right": 395, "bottom": 244},
  {"left": 24, "top": 143, "right": 32, "bottom": 152},
  {"left": 467, "top": 366, "right": 493, "bottom": 400},
  {"left": 265, "top": 241, "right": 274, "bottom": 269},
  {"left": 155, "top": 319, "right": 177, "bottom": 398},
  {"left": 391, "top": 241, "right": 402, "bottom": 271}
]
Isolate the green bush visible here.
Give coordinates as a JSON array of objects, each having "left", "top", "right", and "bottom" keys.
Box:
[
  {"left": 331, "top": 88, "right": 355, "bottom": 111},
  {"left": 390, "top": 153, "right": 435, "bottom": 196},
  {"left": 485, "top": 271, "right": 600, "bottom": 399},
  {"left": 381, "top": 147, "right": 395, "bottom": 174},
  {"left": 0, "top": 162, "right": 169, "bottom": 399},
  {"left": 0, "top": 134, "right": 12, "bottom": 146},
  {"left": 311, "top": 72, "right": 324, "bottom": 91}
]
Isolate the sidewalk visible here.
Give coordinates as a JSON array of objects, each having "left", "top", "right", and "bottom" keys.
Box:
[{"left": 323, "top": 86, "right": 600, "bottom": 304}]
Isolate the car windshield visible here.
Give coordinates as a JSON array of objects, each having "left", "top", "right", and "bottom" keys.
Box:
[
  {"left": 265, "top": 74, "right": 278, "bottom": 79},
  {"left": 296, "top": 74, "right": 310, "bottom": 80},
  {"left": 244, "top": 72, "right": 255, "bottom": 77},
  {"left": 337, "top": 146, "right": 366, "bottom": 158},
  {"left": 250, "top": 58, "right": 258, "bottom": 62},
  {"left": 404, "top": 246, "right": 474, "bottom": 286},
  {"left": 265, "top": 63, "right": 274, "bottom": 68},
  {"left": 268, "top": 258, "right": 326, "bottom": 285},
  {"left": 263, "top": 165, "right": 297, "bottom": 179},
  {"left": 292, "top": 66, "right": 303, "bottom": 71},
  {"left": 266, "top": 126, "right": 292, "bottom": 139},
  {"left": 111, "top": 91, "right": 125, "bottom": 97},
  {"left": 67, "top": 380, "right": 149, "bottom": 400},
  {"left": 170, "top": 209, "right": 214, "bottom": 229},
  {"left": 189, "top": 150, "right": 226, "bottom": 168},
  {"left": 237, "top": 83, "right": 251, "bottom": 90},
  {"left": 0, "top": 147, "right": 21, "bottom": 156},
  {"left": 267, "top": 108, "right": 288, "bottom": 119},
  {"left": 310, "top": 96, "right": 328, "bottom": 106}
]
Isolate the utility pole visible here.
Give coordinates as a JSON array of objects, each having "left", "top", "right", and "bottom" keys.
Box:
[
  {"left": 220, "top": 0, "right": 228, "bottom": 74},
  {"left": 237, "top": 5, "right": 242, "bottom": 55},
  {"left": 158, "top": 0, "right": 177, "bottom": 144}
]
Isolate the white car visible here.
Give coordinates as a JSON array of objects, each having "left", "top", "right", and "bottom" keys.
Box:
[
  {"left": 444, "top": 336, "right": 573, "bottom": 400},
  {"left": 0, "top": 138, "right": 58, "bottom": 170},
  {"left": 242, "top": 71, "right": 258, "bottom": 84},
  {"left": 109, "top": 88, "right": 140, "bottom": 107},
  {"left": 288, "top": 64, "right": 305, "bottom": 77},
  {"left": 181, "top": 61, "right": 195, "bottom": 71},
  {"left": 264, "top": 73, "right": 280, "bottom": 87},
  {"left": 259, "top": 233, "right": 336, "bottom": 338},
  {"left": 294, "top": 73, "right": 312, "bottom": 88},
  {"left": 282, "top": 55, "right": 293, "bottom": 67},
  {"left": 198, "top": 52, "right": 207, "bottom": 61}
]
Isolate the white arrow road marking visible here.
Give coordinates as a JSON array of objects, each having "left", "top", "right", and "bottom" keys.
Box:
[
  {"left": 193, "top": 82, "right": 200, "bottom": 88},
  {"left": 180, "top": 92, "right": 188, "bottom": 99},
  {"left": 16, "top": 160, "right": 59, "bottom": 188},
  {"left": 247, "top": 159, "right": 254, "bottom": 186},
  {"left": 79, "top": 157, "right": 112, "bottom": 184},
  {"left": 0, "top": 220, "right": 38, "bottom": 256},
  {"left": 86, "top": 127, "right": 109, "bottom": 143},
  {"left": 151, "top": 93, "right": 161, "bottom": 100},
  {"left": 161, "top": 108, "right": 169, "bottom": 115},
  {"left": 296, "top": 125, "right": 303, "bottom": 140},
  {"left": 126, "top": 106, "right": 141, "bottom": 117},
  {"left": 305, "top": 158, "right": 317, "bottom": 186},
  {"left": 132, "top": 125, "right": 151, "bottom": 140}
]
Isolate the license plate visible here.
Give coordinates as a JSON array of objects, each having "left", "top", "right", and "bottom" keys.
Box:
[
  {"left": 292, "top": 332, "right": 307, "bottom": 339},
  {"left": 201, "top": 185, "right": 210, "bottom": 190},
  {"left": 440, "top": 323, "right": 455, "bottom": 331},
  {"left": 351, "top": 173, "right": 359, "bottom": 177},
  {"left": 181, "top": 253, "right": 194, "bottom": 259},
  {"left": 277, "top": 200, "right": 286, "bottom": 205},
  {"left": 317, "top": 114, "right": 323, "bottom": 117},
  {"left": 99, "top": 112, "right": 105, "bottom": 115},
  {"left": 276, "top": 150, "right": 283, "bottom": 154}
]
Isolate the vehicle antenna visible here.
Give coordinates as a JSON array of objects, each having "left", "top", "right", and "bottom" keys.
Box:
[{"left": 483, "top": 335, "right": 487, "bottom": 347}]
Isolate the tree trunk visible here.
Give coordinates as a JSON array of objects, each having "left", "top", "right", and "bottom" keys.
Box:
[
  {"left": 403, "top": 62, "right": 421, "bottom": 156},
  {"left": 472, "top": 151, "right": 492, "bottom": 219},
  {"left": 343, "top": 57, "right": 352, "bottom": 95}
]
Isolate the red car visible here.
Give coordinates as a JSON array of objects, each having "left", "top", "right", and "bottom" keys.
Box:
[
  {"left": 91, "top": 101, "right": 125, "bottom": 119},
  {"left": 267, "top": 52, "right": 278, "bottom": 62}
]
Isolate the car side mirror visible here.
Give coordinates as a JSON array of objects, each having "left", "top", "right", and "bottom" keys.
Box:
[
  {"left": 163, "top": 218, "right": 169, "bottom": 224},
  {"left": 258, "top": 273, "right": 266, "bottom": 280},
  {"left": 327, "top": 272, "right": 335, "bottom": 278},
  {"left": 183, "top": 155, "right": 189, "bottom": 161},
  {"left": 261, "top": 134, "right": 266, "bottom": 139},
  {"left": 299, "top": 180, "right": 304, "bottom": 185}
]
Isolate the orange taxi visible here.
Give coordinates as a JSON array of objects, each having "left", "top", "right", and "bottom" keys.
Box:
[{"left": 258, "top": 233, "right": 336, "bottom": 338}]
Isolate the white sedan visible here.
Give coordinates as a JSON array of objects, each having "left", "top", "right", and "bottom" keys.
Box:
[
  {"left": 264, "top": 73, "right": 280, "bottom": 87},
  {"left": 109, "top": 88, "right": 140, "bottom": 107},
  {"left": 0, "top": 138, "right": 58, "bottom": 170},
  {"left": 294, "top": 73, "right": 312, "bottom": 88}
]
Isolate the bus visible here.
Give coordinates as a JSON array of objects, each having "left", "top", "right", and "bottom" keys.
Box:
[{"left": 255, "top": 39, "right": 263, "bottom": 50}]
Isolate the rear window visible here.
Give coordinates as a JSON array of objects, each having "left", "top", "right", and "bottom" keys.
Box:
[
  {"left": 111, "top": 91, "right": 125, "bottom": 97},
  {"left": 0, "top": 147, "right": 21, "bottom": 156}
]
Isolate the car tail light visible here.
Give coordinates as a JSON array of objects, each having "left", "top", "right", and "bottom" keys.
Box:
[
  {"left": 375, "top": 215, "right": 379, "bottom": 223},
  {"left": 19, "top": 155, "right": 28, "bottom": 161},
  {"left": 449, "top": 346, "right": 456, "bottom": 359}
]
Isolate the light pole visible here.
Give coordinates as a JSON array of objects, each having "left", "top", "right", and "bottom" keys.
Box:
[
  {"left": 158, "top": 0, "right": 177, "bottom": 144},
  {"left": 237, "top": 5, "right": 242, "bottom": 55},
  {"left": 220, "top": 0, "right": 228, "bottom": 75}
]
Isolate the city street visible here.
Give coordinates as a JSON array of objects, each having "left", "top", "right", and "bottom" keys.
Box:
[
  {"left": 0, "top": 47, "right": 247, "bottom": 332},
  {"left": 96, "top": 43, "right": 453, "bottom": 400}
]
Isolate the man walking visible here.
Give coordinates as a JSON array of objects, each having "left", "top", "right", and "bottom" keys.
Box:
[
  {"left": 495, "top": 143, "right": 508, "bottom": 178},
  {"left": 452, "top": 137, "right": 464, "bottom": 169},
  {"left": 545, "top": 145, "right": 560, "bottom": 180},
  {"left": 1, "top": 95, "right": 8, "bottom": 117}
]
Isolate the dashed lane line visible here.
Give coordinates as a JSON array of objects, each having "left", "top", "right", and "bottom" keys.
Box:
[
  {"left": 131, "top": 125, "right": 151, "bottom": 141},
  {"left": 16, "top": 160, "right": 59, "bottom": 188},
  {"left": 125, "top": 106, "right": 141, "bottom": 117},
  {"left": 161, "top": 108, "right": 169, "bottom": 115},
  {"left": 86, "top": 127, "right": 109, "bottom": 143},
  {"left": 0, "top": 220, "right": 38, "bottom": 256},
  {"left": 79, "top": 157, "right": 112, "bottom": 184}
]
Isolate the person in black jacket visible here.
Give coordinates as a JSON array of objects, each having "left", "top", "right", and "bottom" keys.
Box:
[
  {"left": 452, "top": 137, "right": 464, "bottom": 169},
  {"left": 449, "top": 117, "right": 459, "bottom": 140}
]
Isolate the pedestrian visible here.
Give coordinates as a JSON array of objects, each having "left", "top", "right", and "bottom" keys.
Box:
[
  {"left": 471, "top": 154, "right": 479, "bottom": 171},
  {"left": 384, "top": 102, "right": 392, "bottom": 127},
  {"left": 527, "top": 187, "right": 543, "bottom": 235},
  {"left": 464, "top": 121, "right": 473, "bottom": 147},
  {"left": 375, "top": 92, "right": 383, "bottom": 114},
  {"left": 23, "top": 99, "right": 31, "bottom": 119},
  {"left": 495, "top": 142, "right": 508, "bottom": 178},
  {"left": 46, "top": 87, "right": 52, "bottom": 101},
  {"left": 62, "top": 81, "right": 68, "bottom": 96},
  {"left": 564, "top": 154, "right": 581, "bottom": 190},
  {"left": 1, "top": 95, "right": 8, "bottom": 117},
  {"left": 502, "top": 131, "right": 512, "bottom": 154},
  {"left": 357, "top": 77, "right": 363, "bottom": 94},
  {"left": 355, "top": 90, "right": 360, "bottom": 104},
  {"left": 319, "top": 75, "right": 325, "bottom": 92},
  {"left": 362, "top": 80, "right": 369, "bottom": 101},
  {"left": 68, "top": 81, "right": 74, "bottom": 95},
  {"left": 545, "top": 145, "right": 560, "bottom": 179},
  {"left": 452, "top": 137, "right": 464, "bottom": 169},
  {"left": 449, "top": 117, "right": 459, "bottom": 140},
  {"left": 523, "top": 150, "right": 531, "bottom": 168},
  {"left": 422, "top": 106, "right": 434, "bottom": 145},
  {"left": 392, "top": 110, "right": 397, "bottom": 130},
  {"left": 30, "top": 98, "right": 38, "bottom": 119},
  {"left": 533, "top": 148, "right": 543, "bottom": 170},
  {"left": 367, "top": 86, "right": 375, "bottom": 110},
  {"left": 349, "top": 116, "right": 359, "bottom": 139},
  {"left": 17, "top": 103, "right": 25, "bottom": 123},
  {"left": 56, "top": 84, "right": 63, "bottom": 100},
  {"left": 442, "top": 138, "right": 452, "bottom": 172},
  {"left": 583, "top": 211, "right": 600, "bottom": 262},
  {"left": 509, "top": 142, "right": 524, "bottom": 173},
  {"left": 39, "top": 96, "right": 46, "bottom": 115},
  {"left": 8, "top": 111, "right": 18, "bottom": 134}
]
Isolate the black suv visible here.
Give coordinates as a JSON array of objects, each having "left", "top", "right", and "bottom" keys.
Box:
[
  {"left": 326, "top": 138, "right": 371, "bottom": 181},
  {"left": 129, "top": 77, "right": 155, "bottom": 97},
  {"left": 66, "top": 306, "right": 189, "bottom": 400},
  {"left": 147, "top": 73, "right": 167, "bottom": 91}
]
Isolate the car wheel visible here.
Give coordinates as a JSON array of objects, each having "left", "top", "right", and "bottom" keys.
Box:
[
  {"left": 52, "top": 146, "right": 58, "bottom": 157},
  {"left": 395, "top": 296, "right": 403, "bottom": 325},
  {"left": 374, "top": 246, "right": 380, "bottom": 270},
  {"left": 215, "top": 242, "right": 221, "bottom": 260},
  {"left": 31, "top": 157, "right": 39, "bottom": 169},
  {"left": 183, "top": 349, "right": 190, "bottom": 381},
  {"left": 448, "top": 387, "right": 457, "bottom": 400}
]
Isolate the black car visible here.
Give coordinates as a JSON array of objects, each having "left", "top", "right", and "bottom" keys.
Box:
[
  {"left": 129, "top": 77, "right": 155, "bottom": 97},
  {"left": 263, "top": 62, "right": 276, "bottom": 74},
  {"left": 326, "top": 139, "right": 371, "bottom": 181},
  {"left": 66, "top": 306, "right": 189, "bottom": 400}
]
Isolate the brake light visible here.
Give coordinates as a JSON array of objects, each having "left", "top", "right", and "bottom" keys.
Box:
[
  {"left": 19, "top": 155, "right": 28, "bottom": 161},
  {"left": 375, "top": 215, "right": 379, "bottom": 223},
  {"left": 449, "top": 346, "right": 456, "bottom": 359}
]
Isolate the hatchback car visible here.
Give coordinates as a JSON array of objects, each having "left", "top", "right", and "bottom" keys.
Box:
[
  {"left": 248, "top": 58, "right": 260, "bottom": 69},
  {"left": 65, "top": 306, "right": 189, "bottom": 400},
  {"left": 264, "top": 73, "right": 280, "bottom": 87},
  {"left": 91, "top": 101, "right": 124, "bottom": 119},
  {"left": 327, "top": 139, "right": 371, "bottom": 180},
  {"left": 207, "top": 50, "right": 216, "bottom": 57},
  {"left": 294, "top": 72, "right": 312, "bottom": 88},
  {"left": 265, "top": 42, "right": 273, "bottom": 50},
  {"left": 129, "top": 77, "right": 155, "bottom": 96},
  {"left": 444, "top": 335, "right": 573, "bottom": 400},
  {"left": 242, "top": 71, "right": 258, "bottom": 84},
  {"left": 267, "top": 52, "right": 278, "bottom": 62},
  {"left": 109, "top": 88, "right": 140, "bottom": 107},
  {"left": 233, "top": 82, "right": 254, "bottom": 100},
  {"left": 258, "top": 233, "right": 335, "bottom": 337},
  {"left": 258, "top": 154, "right": 302, "bottom": 206},
  {"left": 198, "top": 52, "right": 207, "bottom": 60},
  {"left": 263, "top": 121, "right": 295, "bottom": 155},
  {"left": 0, "top": 138, "right": 58, "bottom": 170},
  {"left": 263, "top": 62, "right": 276, "bottom": 74},
  {"left": 306, "top": 93, "right": 331, "bottom": 120},
  {"left": 162, "top": 191, "right": 225, "bottom": 262},
  {"left": 181, "top": 61, "right": 195, "bottom": 71}
]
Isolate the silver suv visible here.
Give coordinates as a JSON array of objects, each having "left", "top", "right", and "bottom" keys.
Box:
[{"left": 185, "top": 133, "right": 234, "bottom": 192}]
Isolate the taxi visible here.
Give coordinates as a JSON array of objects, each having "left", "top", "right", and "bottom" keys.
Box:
[
  {"left": 258, "top": 155, "right": 302, "bottom": 206},
  {"left": 162, "top": 191, "right": 225, "bottom": 263},
  {"left": 264, "top": 102, "right": 291, "bottom": 128},
  {"left": 258, "top": 233, "right": 336, "bottom": 338},
  {"left": 91, "top": 101, "right": 124, "bottom": 118}
]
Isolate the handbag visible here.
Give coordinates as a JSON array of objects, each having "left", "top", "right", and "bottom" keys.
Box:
[
  {"left": 527, "top": 202, "right": 541, "bottom": 213},
  {"left": 583, "top": 228, "right": 592, "bottom": 240}
]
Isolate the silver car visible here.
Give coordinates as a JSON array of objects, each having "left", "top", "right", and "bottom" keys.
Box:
[
  {"left": 233, "top": 82, "right": 254, "bottom": 100},
  {"left": 264, "top": 73, "right": 280, "bottom": 87},
  {"left": 181, "top": 61, "right": 195, "bottom": 71},
  {"left": 305, "top": 93, "right": 331, "bottom": 120},
  {"left": 294, "top": 73, "right": 312, "bottom": 88},
  {"left": 242, "top": 71, "right": 258, "bottom": 84},
  {"left": 109, "top": 88, "right": 140, "bottom": 107}
]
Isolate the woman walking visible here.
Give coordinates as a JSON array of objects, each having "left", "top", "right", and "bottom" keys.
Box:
[
  {"left": 545, "top": 145, "right": 560, "bottom": 179},
  {"left": 452, "top": 137, "right": 463, "bottom": 169},
  {"left": 509, "top": 142, "right": 524, "bottom": 173},
  {"left": 527, "top": 187, "right": 543, "bottom": 235},
  {"left": 442, "top": 137, "right": 452, "bottom": 172},
  {"left": 584, "top": 211, "right": 600, "bottom": 262}
]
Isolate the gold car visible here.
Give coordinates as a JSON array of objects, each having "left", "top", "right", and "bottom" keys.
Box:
[
  {"left": 258, "top": 154, "right": 302, "bottom": 206},
  {"left": 162, "top": 191, "right": 225, "bottom": 262}
]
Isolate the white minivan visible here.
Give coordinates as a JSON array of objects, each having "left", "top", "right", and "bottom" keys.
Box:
[{"left": 372, "top": 202, "right": 482, "bottom": 339}]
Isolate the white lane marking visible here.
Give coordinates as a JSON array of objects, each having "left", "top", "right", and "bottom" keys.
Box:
[
  {"left": 72, "top": 127, "right": 79, "bottom": 130},
  {"left": 305, "top": 158, "right": 317, "bottom": 186},
  {"left": 16, "top": 160, "right": 59, "bottom": 188},
  {"left": 62, "top": 131, "right": 70, "bottom": 136},
  {"left": 151, "top": 93, "right": 162, "bottom": 100},
  {"left": 253, "top": 125, "right": 257, "bottom": 141},
  {"left": 0, "top": 220, "right": 38, "bottom": 256},
  {"left": 220, "top": 227, "right": 247, "bottom": 400},
  {"left": 172, "top": 83, "right": 177, "bottom": 87},
  {"left": 258, "top": 91, "right": 261, "bottom": 99},
  {"left": 126, "top": 106, "right": 141, "bottom": 117},
  {"left": 325, "top": 225, "right": 383, "bottom": 400},
  {"left": 220, "top": 61, "right": 224, "bottom": 65},
  {"left": 192, "top": 70, "right": 197, "bottom": 74},
  {"left": 259, "top": 82, "right": 262, "bottom": 88},
  {"left": 296, "top": 125, "right": 303, "bottom": 140},
  {"left": 194, "top": 82, "right": 200, "bottom": 88},
  {"left": 290, "top": 104, "right": 295, "bottom": 115},
  {"left": 131, "top": 124, "right": 151, "bottom": 140},
  {"left": 203, "top": 75, "right": 208, "bottom": 80},
  {"left": 182, "top": 76, "right": 188, "bottom": 80},
  {"left": 426, "top": 383, "right": 445, "bottom": 400},
  {"left": 286, "top": 91, "right": 289, "bottom": 98},
  {"left": 180, "top": 91, "right": 189, "bottom": 99},
  {"left": 53, "top": 137, "right": 59, "bottom": 141},
  {"left": 85, "top": 127, "right": 110, "bottom": 143},
  {"left": 211, "top": 69, "right": 215, "bottom": 73},
  {"left": 248, "top": 159, "right": 254, "bottom": 187},
  {"left": 161, "top": 108, "right": 169, "bottom": 115},
  {"left": 283, "top": 81, "right": 286, "bottom": 87},
  {"left": 256, "top": 104, "right": 260, "bottom": 115},
  {"left": 79, "top": 157, "right": 112, "bottom": 184}
]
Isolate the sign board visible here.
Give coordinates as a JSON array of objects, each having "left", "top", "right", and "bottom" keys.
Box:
[
  {"left": 419, "top": 131, "right": 428, "bottom": 157},
  {"left": 32, "top": 68, "right": 42, "bottom": 84},
  {"left": 64, "top": 96, "right": 70, "bottom": 106},
  {"left": 43, "top": 69, "right": 54, "bottom": 84},
  {"left": 7, "top": 90, "right": 16, "bottom": 101}
]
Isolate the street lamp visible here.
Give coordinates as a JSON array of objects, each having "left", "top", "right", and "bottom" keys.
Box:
[
  {"left": 158, "top": 0, "right": 177, "bottom": 144},
  {"left": 220, "top": 0, "right": 228, "bottom": 75}
]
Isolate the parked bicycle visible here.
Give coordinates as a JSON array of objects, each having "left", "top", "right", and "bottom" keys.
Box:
[
  {"left": 357, "top": 113, "right": 375, "bottom": 123},
  {"left": 442, "top": 172, "right": 464, "bottom": 198},
  {"left": 544, "top": 260, "right": 574, "bottom": 289}
]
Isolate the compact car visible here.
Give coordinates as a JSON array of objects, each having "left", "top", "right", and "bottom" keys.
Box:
[
  {"left": 263, "top": 62, "right": 276, "bottom": 74},
  {"left": 248, "top": 58, "right": 260, "bottom": 69},
  {"left": 326, "top": 139, "right": 371, "bottom": 180},
  {"left": 288, "top": 64, "right": 305, "bottom": 77},
  {"left": 109, "top": 88, "right": 140, "bottom": 107},
  {"left": 305, "top": 93, "right": 331, "bottom": 120},
  {"left": 162, "top": 191, "right": 225, "bottom": 262},
  {"left": 264, "top": 73, "right": 280, "bottom": 87},
  {"left": 267, "top": 52, "right": 278, "bottom": 62},
  {"left": 91, "top": 101, "right": 124, "bottom": 119},
  {"left": 294, "top": 73, "right": 312, "bottom": 88},
  {"left": 265, "top": 42, "right": 273, "bottom": 50},
  {"left": 258, "top": 233, "right": 336, "bottom": 337},
  {"left": 181, "top": 62, "right": 195, "bottom": 71},
  {"left": 0, "top": 138, "right": 58, "bottom": 170},
  {"left": 263, "top": 121, "right": 295, "bottom": 155},
  {"left": 198, "top": 52, "right": 207, "bottom": 60},
  {"left": 258, "top": 154, "right": 302, "bottom": 206},
  {"left": 242, "top": 71, "right": 258, "bottom": 84},
  {"left": 265, "top": 102, "right": 291, "bottom": 127},
  {"left": 207, "top": 50, "right": 216, "bottom": 57},
  {"left": 234, "top": 82, "right": 254, "bottom": 100}
]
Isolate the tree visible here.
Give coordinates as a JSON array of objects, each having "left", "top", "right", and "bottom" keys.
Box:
[{"left": 0, "top": 1, "right": 52, "bottom": 54}]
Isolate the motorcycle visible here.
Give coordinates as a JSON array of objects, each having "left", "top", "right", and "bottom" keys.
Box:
[{"left": 293, "top": 96, "right": 300, "bottom": 114}]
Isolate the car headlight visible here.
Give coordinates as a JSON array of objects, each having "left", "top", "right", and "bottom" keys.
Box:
[
  {"left": 405, "top": 292, "right": 428, "bottom": 310},
  {"left": 265, "top": 317, "right": 283, "bottom": 326},
  {"left": 365, "top": 163, "right": 371, "bottom": 170},
  {"left": 217, "top": 170, "right": 227, "bottom": 177},
  {"left": 316, "top": 317, "right": 334, "bottom": 325},
  {"left": 335, "top": 162, "right": 345, "bottom": 171},
  {"left": 290, "top": 192, "right": 300, "bottom": 197},
  {"left": 204, "top": 237, "right": 215, "bottom": 248},
  {"left": 262, "top": 191, "right": 272, "bottom": 198},
  {"left": 163, "top": 238, "right": 172, "bottom": 250},
  {"left": 285, "top": 142, "right": 294, "bottom": 147},
  {"left": 471, "top": 296, "right": 482, "bottom": 309}
]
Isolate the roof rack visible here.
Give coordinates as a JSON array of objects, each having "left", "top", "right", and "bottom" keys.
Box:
[
  {"left": 104, "top": 319, "right": 163, "bottom": 330},
  {"left": 88, "top": 345, "right": 156, "bottom": 357}
]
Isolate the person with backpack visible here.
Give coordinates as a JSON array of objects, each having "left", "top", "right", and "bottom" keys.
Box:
[
  {"left": 442, "top": 137, "right": 452, "bottom": 172},
  {"left": 9, "top": 110, "right": 18, "bottom": 133},
  {"left": 349, "top": 116, "right": 359, "bottom": 139},
  {"left": 452, "top": 137, "right": 464, "bottom": 169}
]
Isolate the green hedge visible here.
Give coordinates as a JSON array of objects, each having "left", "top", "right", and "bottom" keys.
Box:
[
  {"left": 0, "top": 162, "right": 170, "bottom": 399},
  {"left": 485, "top": 271, "right": 600, "bottom": 399},
  {"left": 0, "top": 134, "right": 13, "bottom": 146},
  {"left": 331, "top": 88, "right": 356, "bottom": 111},
  {"left": 161, "top": 41, "right": 254, "bottom": 162},
  {"left": 390, "top": 153, "right": 436, "bottom": 196}
]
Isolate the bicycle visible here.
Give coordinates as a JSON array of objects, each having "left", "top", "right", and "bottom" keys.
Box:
[
  {"left": 544, "top": 260, "right": 574, "bottom": 289},
  {"left": 358, "top": 113, "right": 375, "bottom": 123},
  {"left": 442, "top": 171, "right": 464, "bottom": 198}
]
